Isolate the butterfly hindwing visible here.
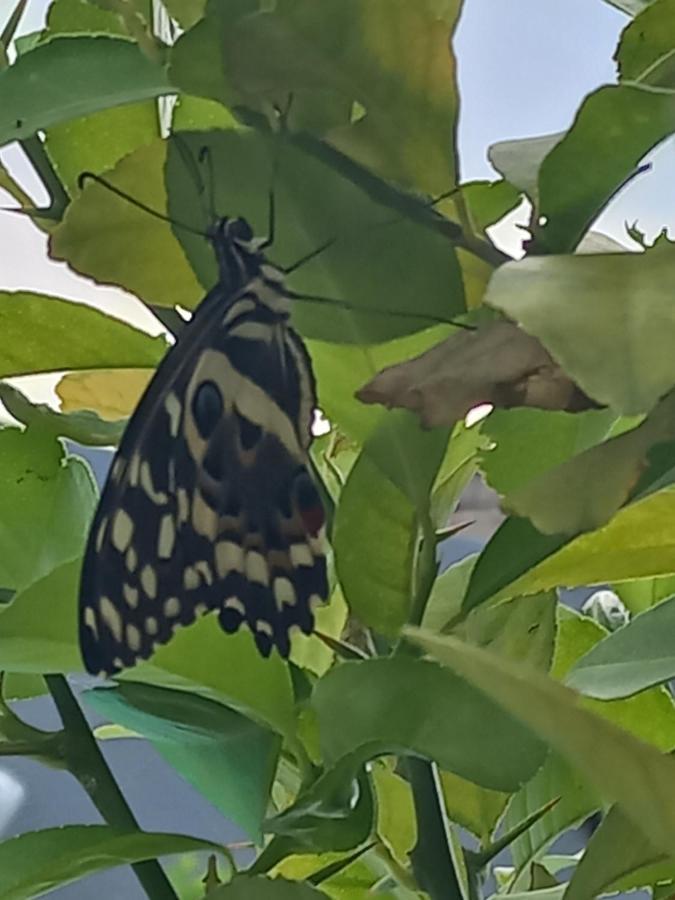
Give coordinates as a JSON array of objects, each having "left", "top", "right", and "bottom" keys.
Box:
[{"left": 79, "top": 235, "right": 328, "bottom": 675}]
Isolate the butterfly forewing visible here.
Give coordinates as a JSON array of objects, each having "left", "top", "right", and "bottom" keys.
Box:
[{"left": 79, "top": 220, "right": 328, "bottom": 675}]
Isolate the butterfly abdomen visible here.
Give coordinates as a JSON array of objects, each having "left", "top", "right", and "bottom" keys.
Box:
[{"left": 79, "top": 216, "right": 328, "bottom": 674}]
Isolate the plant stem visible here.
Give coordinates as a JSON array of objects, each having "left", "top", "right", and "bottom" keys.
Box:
[
  {"left": 20, "top": 136, "right": 70, "bottom": 221},
  {"left": 45, "top": 675, "right": 178, "bottom": 900},
  {"left": 406, "top": 757, "right": 464, "bottom": 900}
]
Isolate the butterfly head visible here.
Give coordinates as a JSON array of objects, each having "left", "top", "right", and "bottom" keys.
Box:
[{"left": 208, "top": 216, "right": 266, "bottom": 292}]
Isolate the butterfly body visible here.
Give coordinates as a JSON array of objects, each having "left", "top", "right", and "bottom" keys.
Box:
[{"left": 79, "top": 216, "right": 328, "bottom": 675}]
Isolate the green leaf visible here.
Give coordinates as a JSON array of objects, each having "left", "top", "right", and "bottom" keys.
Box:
[
  {"left": 481, "top": 408, "right": 616, "bottom": 497},
  {"left": 121, "top": 618, "right": 296, "bottom": 740},
  {"left": 431, "top": 419, "right": 488, "bottom": 527},
  {"left": 458, "top": 592, "right": 558, "bottom": 673},
  {"left": 423, "top": 554, "right": 477, "bottom": 633},
  {"left": 290, "top": 587, "right": 348, "bottom": 677},
  {"left": 38, "top": 0, "right": 159, "bottom": 191},
  {"left": 487, "top": 132, "right": 565, "bottom": 200},
  {"left": 462, "top": 517, "right": 565, "bottom": 614},
  {"left": 486, "top": 241, "right": 675, "bottom": 415},
  {"left": 265, "top": 767, "right": 374, "bottom": 855},
  {"left": 553, "top": 603, "right": 675, "bottom": 751},
  {"left": 614, "top": 572, "right": 675, "bottom": 614},
  {"left": 208, "top": 875, "right": 329, "bottom": 898},
  {"left": 372, "top": 761, "right": 416, "bottom": 864},
  {"left": 408, "top": 628, "right": 675, "bottom": 860},
  {"left": 44, "top": 0, "right": 127, "bottom": 35},
  {"left": 533, "top": 85, "right": 675, "bottom": 253},
  {"left": 504, "top": 754, "right": 599, "bottom": 882},
  {"left": 45, "top": 103, "right": 160, "bottom": 194},
  {"left": 0, "top": 292, "right": 166, "bottom": 377},
  {"left": 309, "top": 326, "right": 454, "bottom": 444},
  {"left": 333, "top": 450, "right": 415, "bottom": 637},
  {"left": 2, "top": 673, "right": 47, "bottom": 701},
  {"left": 503, "top": 391, "right": 675, "bottom": 534},
  {"left": 566, "top": 595, "right": 675, "bottom": 699},
  {"left": 486, "top": 487, "right": 675, "bottom": 603},
  {"left": 427, "top": 554, "right": 556, "bottom": 672},
  {"left": 0, "top": 824, "right": 226, "bottom": 900},
  {"left": 616, "top": 0, "right": 675, "bottom": 86},
  {"left": 168, "top": 0, "right": 275, "bottom": 111},
  {"left": 165, "top": 129, "right": 466, "bottom": 344},
  {"left": 173, "top": 0, "right": 461, "bottom": 193},
  {"left": 84, "top": 682, "right": 280, "bottom": 842},
  {"left": 439, "top": 769, "right": 508, "bottom": 843},
  {"left": 312, "top": 657, "right": 547, "bottom": 792},
  {"left": 0, "top": 383, "right": 125, "bottom": 447},
  {"left": 275, "top": 849, "right": 400, "bottom": 899},
  {"left": 50, "top": 141, "right": 204, "bottom": 309},
  {"left": 459, "top": 180, "right": 522, "bottom": 232},
  {"left": 162, "top": 0, "right": 206, "bottom": 29},
  {"left": 487, "top": 887, "right": 565, "bottom": 900},
  {"left": 362, "top": 411, "right": 450, "bottom": 508},
  {"left": 0, "top": 36, "right": 172, "bottom": 146},
  {"left": 0, "top": 559, "right": 82, "bottom": 674},
  {"left": 566, "top": 804, "right": 675, "bottom": 900},
  {"left": 0, "top": 428, "right": 96, "bottom": 592},
  {"left": 333, "top": 413, "right": 449, "bottom": 636}
]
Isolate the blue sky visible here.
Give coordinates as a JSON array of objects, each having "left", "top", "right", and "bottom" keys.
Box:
[{"left": 456, "top": 0, "right": 625, "bottom": 180}]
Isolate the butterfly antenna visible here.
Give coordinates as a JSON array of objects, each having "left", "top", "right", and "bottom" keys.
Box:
[
  {"left": 282, "top": 183, "right": 464, "bottom": 276},
  {"left": 171, "top": 132, "right": 209, "bottom": 215},
  {"left": 288, "top": 290, "right": 475, "bottom": 330},
  {"left": 77, "top": 172, "right": 205, "bottom": 237},
  {"left": 197, "top": 145, "right": 217, "bottom": 223},
  {"left": 260, "top": 94, "right": 295, "bottom": 250}
]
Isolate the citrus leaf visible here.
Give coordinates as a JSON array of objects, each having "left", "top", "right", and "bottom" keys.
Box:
[
  {"left": 533, "top": 85, "right": 675, "bottom": 254},
  {"left": 56, "top": 369, "right": 153, "bottom": 421},
  {"left": 0, "top": 383, "right": 125, "bottom": 447},
  {"left": 85, "top": 682, "right": 280, "bottom": 842},
  {"left": 0, "top": 428, "right": 96, "bottom": 592},
  {"left": 0, "top": 824, "right": 226, "bottom": 900},
  {"left": 50, "top": 141, "right": 203, "bottom": 309},
  {"left": 0, "top": 292, "right": 166, "bottom": 378},
  {"left": 616, "top": 0, "right": 675, "bottom": 86},
  {"left": 408, "top": 629, "right": 675, "bottom": 860},
  {"left": 121, "top": 619, "right": 296, "bottom": 740},
  {"left": 0, "top": 559, "right": 82, "bottom": 674},
  {"left": 487, "top": 488, "right": 675, "bottom": 604},
  {"left": 566, "top": 595, "right": 675, "bottom": 699},
  {"left": 504, "top": 391, "right": 675, "bottom": 534},
  {"left": 313, "top": 657, "right": 547, "bottom": 792},
  {"left": 0, "top": 36, "right": 172, "bottom": 146},
  {"left": 566, "top": 804, "right": 675, "bottom": 900},
  {"left": 165, "top": 129, "right": 466, "bottom": 344},
  {"left": 208, "top": 875, "right": 329, "bottom": 898},
  {"left": 486, "top": 241, "right": 675, "bottom": 415}
]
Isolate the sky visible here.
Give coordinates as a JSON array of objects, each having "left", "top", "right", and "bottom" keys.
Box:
[{"left": 0, "top": 0, "right": 672, "bottom": 351}]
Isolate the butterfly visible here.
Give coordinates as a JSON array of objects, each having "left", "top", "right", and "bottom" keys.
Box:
[{"left": 79, "top": 210, "right": 328, "bottom": 675}]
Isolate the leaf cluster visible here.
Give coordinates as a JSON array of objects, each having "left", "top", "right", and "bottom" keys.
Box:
[{"left": 1, "top": 0, "right": 675, "bottom": 898}]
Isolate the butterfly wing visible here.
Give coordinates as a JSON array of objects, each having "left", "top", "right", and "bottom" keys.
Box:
[{"left": 79, "top": 287, "right": 327, "bottom": 675}]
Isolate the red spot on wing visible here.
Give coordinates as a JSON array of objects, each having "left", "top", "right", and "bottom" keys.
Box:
[{"left": 300, "top": 503, "right": 324, "bottom": 537}]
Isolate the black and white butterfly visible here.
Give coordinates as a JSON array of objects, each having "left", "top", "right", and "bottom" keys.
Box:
[{"left": 79, "top": 205, "right": 328, "bottom": 676}]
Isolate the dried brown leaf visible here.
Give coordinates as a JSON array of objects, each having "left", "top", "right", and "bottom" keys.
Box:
[{"left": 356, "top": 320, "right": 596, "bottom": 427}]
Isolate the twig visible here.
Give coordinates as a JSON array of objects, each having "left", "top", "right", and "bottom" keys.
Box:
[
  {"left": 45, "top": 675, "right": 178, "bottom": 900},
  {"left": 406, "top": 757, "right": 463, "bottom": 900}
]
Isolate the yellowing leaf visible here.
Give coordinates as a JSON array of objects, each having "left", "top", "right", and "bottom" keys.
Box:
[{"left": 56, "top": 368, "right": 154, "bottom": 421}]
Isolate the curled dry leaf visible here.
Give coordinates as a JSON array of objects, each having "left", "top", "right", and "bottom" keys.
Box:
[{"left": 356, "top": 320, "right": 597, "bottom": 428}]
